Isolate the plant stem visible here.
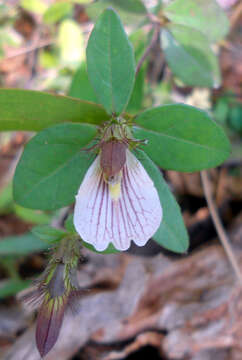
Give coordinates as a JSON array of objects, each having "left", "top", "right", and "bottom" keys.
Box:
[
  {"left": 135, "top": 24, "right": 160, "bottom": 76},
  {"left": 201, "top": 170, "right": 242, "bottom": 284}
]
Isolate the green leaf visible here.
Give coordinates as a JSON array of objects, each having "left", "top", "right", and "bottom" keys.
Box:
[
  {"left": 134, "top": 104, "right": 230, "bottom": 172},
  {"left": 82, "top": 241, "right": 120, "bottom": 254},
  {"left": 0, "top": 182, "right": 12, "bottom": 214},
  {"left": 32, "top": 225, "right": 66, "bottom": 243},
  {"left": 161, "top": 24, "right": 221, "bottom": 88},
  {"left": 135, "top": 149, "right": 189, "bottom": 253},
  {"left": 0, "top": 89, "right": 109, "bottom": 131},
  {"left": 87, "top": 0, "right": 147, "bottom": 25},
  {"left": 43, "top": 2, "right": 73, "bottom": 24},
  {"left": 58, "top": 19, "right": 84, "bottom": 64},
  {"left": 0, "top": 279, "right": 31, "bottom": 299},
  {"left": 108, "top": 0, "right": 147, "bottom": 14},
  {"left": 0, "top": 233, "right": 49, "bottom": 255},
  {"left": 86, "top": 8, "right": 135, "bottom": 115},
  {"left": 163, "top": 0, "right": 229, "bottom": 43},
  {"left": 13, "top": 123, "right": 97, "bottom": 210},
  {"left": 68, "top": 62, "right": 98, "bottom": 102},
  {"left": 14, "top": 205, "right": 52, "bottom": 224}
]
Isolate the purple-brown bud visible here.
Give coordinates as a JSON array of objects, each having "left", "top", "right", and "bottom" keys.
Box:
[
  {"left": 100, "top": 140, "right": 127, "bottom": 179},
  {"left": 21, "top": 237, "right": 83, "bottom": 358}
]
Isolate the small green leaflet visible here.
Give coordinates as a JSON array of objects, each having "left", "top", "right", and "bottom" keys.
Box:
[
  {"left": 87, "top": 8, "right": 135, "bottom": 115},
  {"left": 0, "top": 89, "right": 109, "bottom": 131},
  {"left": 163, "top": 0, "right": 229, "bottom": 43},
  {"left": 134, "top": 104, "right": 230, "bottom": 172},
  {"left": 13, "top": 123, "right": 97, "bottom": 210},
  {"left": 161, "top": 24, "right": 221, "bottom": 88}
]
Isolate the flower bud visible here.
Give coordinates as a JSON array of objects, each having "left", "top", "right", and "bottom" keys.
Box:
[{"left": 22, "top": 237, "right": 82, "bottom": 357}]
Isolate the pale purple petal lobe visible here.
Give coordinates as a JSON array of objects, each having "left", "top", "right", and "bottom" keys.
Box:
[{"left": 74, "top": 151, "right": 162, "bottom": 251}]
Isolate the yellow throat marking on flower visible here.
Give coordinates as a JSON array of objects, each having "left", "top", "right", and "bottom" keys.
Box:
[
  {"left": 109, "top": 182, "right": 121, "bottom": 201},
  {"left": 105, "top": 172, "right": 122, "bottom": 202}
]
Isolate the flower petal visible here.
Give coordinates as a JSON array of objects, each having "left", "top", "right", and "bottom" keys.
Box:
[{"left": 74, "top": 152, "right": 162, "bottom": 251}]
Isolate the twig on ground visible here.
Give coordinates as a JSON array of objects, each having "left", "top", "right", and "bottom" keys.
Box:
[
  {"left": 0, "top": 39, "right": 53, "bottom": 62},
  {"left": 201, "top": 170, "right": 242, "bottom": 284}
]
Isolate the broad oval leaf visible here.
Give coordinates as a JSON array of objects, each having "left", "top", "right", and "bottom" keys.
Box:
[
  {"left": 86, "top": 8, "right": 135, "bottom": 115},
  {"left": 161, "top": 24, "right": 221, "bottom": 88},
  {"left": 13, "top": 123, "right": 97, "bottom": 210},
  {"left": 135, "top": 149, "right": 189, "bottom": 253},
  {"left": 0, "top": 89, "right": 109, "bottom": 131},
  {"left": 163, "top": 0, "right": 229, "bottom": 43},
  {"left": 134, "top": 104, "right": 230, "bottom": 172}
]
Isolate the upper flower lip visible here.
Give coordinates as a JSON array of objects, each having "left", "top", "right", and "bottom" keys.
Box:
[
  {"left": 74, "top": 149, "right": 162, "bottom": 252},
  {"left": 100, "top": 140, "right": 127, "bottom": 179}
]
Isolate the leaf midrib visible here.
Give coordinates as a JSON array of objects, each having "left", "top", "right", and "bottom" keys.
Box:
[{"left": 134, "top": 126, "right": 226, "bottom": 154}]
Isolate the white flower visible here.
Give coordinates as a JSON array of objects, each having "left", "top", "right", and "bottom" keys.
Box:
[{"left": 74, "top": 148, "right": 162, "bottom": 251}]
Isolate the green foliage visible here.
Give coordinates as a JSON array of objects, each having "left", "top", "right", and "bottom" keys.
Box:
[
  {"left": 14, "top": 205, "right": 52, "bottom": 224},
  {"left": 32, "top": 225, "right": 66, "bottom": 243},
  {"left": 136, "top": 149, "right": 189, "bottom": 253},
  {"left": 68, "top": 62, "right": 98, "bottom": 102},
  {"left": 0, "top": 233, "right": 49, "bottom": 255},
  {"left": 0, "top": 1, "right": 232, "bottom": 263},
  {"left": 0, "top": 183, "right": 12, "bottom": 214},
  {"left": 82, "top": 241, "right": 120, "bottom": 254},
  {"left": 86, "top": 9, "right": 135, "bottom": 115},
  {"left": 0, "top": 279, "right": 31, "bottom": 299},
  {"left": 0, "top": 183, "right": 52, "bottom": 223},
  {"left": 0, "top": 89, "right": 109, "bottom": 131},
  {"left": 43, "top": 2, "right": 73, "bottom": 24},
  {"left": 134, "top": 104, "right": 230, "bottom": 172},
  {"left": 87, "top": 0, "right": 147, "bottom": 25},
  {"left": 13, "top": 123, "right": 97, "bottom": 210},
  {"left": 229, "top": 106, "right": 242, "bottom": 134},
  {"left": 163, "top": 0, "right": 229, "bottom": 43},
  {"left": 108, "top": 0, "right": 147, "bottom": 14},
  {"left": 161, "top": 24, "right": 221, "bottom": 88}
]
